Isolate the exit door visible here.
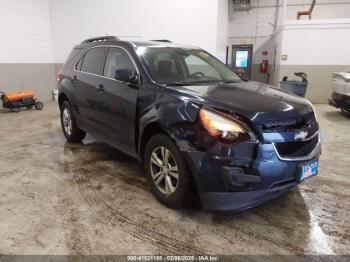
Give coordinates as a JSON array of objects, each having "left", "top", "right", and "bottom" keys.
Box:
[{"left": 231, "top": 45, "right": 253, "bottom": 80}]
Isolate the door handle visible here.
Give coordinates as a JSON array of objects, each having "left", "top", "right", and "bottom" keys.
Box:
[{"left": 97, "top": 84, "right": 104, "bottom": 92}]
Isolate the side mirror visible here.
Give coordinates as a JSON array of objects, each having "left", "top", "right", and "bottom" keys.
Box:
[
  {"left": 233, "top": 69, "right": 249, "bottom": 82},
  {"left": 114, "top": 69, "right": 139, "bottom": 84},
  {"left": 239, "top": 75, "right": 249, "bottom": 82}
]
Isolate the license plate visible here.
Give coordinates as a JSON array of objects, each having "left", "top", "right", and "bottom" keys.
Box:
[{"left": 300, "top": 162, "right": 318, "bottom": 181}]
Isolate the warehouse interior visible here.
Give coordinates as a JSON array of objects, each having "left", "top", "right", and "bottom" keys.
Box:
[{"left": 0, "top": 0, "right": 350, "bottom": 259}]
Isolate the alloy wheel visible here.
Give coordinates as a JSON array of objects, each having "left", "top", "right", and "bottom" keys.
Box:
[
  {"left": 62, "top": 108, "right": 72, "bottom": 136},
  {"left": 150, "top": 146, "right": 179, "bottom": 196}
]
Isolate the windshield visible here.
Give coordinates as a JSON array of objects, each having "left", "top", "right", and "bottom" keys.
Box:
[{"left": 137, "top": 47, "right": 241, "bottom": 85}]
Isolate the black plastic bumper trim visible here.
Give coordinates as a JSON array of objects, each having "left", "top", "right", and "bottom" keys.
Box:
[
  {"left": 222, "top": 166, "right": 261, "bottom": 183},
  {"left": 200, "top": 182, "right": 297, "bottom": 211}
]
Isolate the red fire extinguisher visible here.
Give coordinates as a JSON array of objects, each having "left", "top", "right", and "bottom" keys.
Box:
[{"left": 260, "top": 60, "right": 269, "bottom": 74}]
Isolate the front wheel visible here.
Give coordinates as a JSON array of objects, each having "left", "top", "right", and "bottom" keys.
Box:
[
  {"left": 60, "top": 101, "right": 86, "bottom": 142},
  {"left": 341, "top": 108, "right": 350, "bottom": 117},
  {"left": 144, "top": 134, "right": 192, "bottom": 208}
]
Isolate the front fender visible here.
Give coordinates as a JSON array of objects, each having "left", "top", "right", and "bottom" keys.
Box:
[{"left": 137, "top": 89, "right": 201, "bottom": 155}]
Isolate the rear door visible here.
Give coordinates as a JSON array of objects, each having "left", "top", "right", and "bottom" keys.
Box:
[
  {"left": 72, "top": 46, "right": 108, "bottom": 128},
  {"left": 97, "top": 46, "right": 140, "bottom": 155}
]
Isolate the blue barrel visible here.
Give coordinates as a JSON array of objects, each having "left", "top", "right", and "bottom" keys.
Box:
[{"left": 279, "top": 81, "right": 308, "bottom": 98}]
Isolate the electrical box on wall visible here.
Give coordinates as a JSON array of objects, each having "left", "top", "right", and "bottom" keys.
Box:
[
  {"left": 281, "top": 55, "right": 288, "bottom": 61},
  {"left": 232, "top": 0, "right": 252, "bottom": 11}
]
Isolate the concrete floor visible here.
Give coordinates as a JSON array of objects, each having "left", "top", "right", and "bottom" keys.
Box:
[{"left": 0, "top": 102, "right": 349, "bottom": 256}]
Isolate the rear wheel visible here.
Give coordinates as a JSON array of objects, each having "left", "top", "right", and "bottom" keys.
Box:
[
  {"left": 144, "top": 134, "right": 191, "bottom": 208},
  {"left": 60, "top": 101, "right": 86, "bottom": 142}
]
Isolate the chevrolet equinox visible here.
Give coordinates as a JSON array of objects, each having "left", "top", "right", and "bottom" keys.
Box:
[{"left": 58, "top": 36, "right": 321, "bottom": 211}]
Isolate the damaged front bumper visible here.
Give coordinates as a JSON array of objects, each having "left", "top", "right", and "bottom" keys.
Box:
[
  {"left": 200, "top": 182, "right": 297, "bottom": 211},
  {"left": 183, "top": 131, "right": 321, "bottom": 211}
]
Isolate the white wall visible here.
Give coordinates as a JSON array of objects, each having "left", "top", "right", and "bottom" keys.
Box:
[
  {"left": 277, "top": 19, "right": 350, "bottom": 103},
  {"left": 228, "top": 0, "right": 350, "bottom": 64},
  {"left": 0, "top": 0, "right": 54, "bottom": 63},
  {"left": 228, "top": 0, "right": 282, "bottom": 61},
  {"left": 281, "top": 19, "right": 350, "bottom": 66},
  {"left": 49, "top": 0, "right": 222, "bottom": 63},
  {"left": 0, "top": 0, "right": 56, "bottom": 101},
  {"left": 285, "top": 0, "right": 350, "bottom": 20},
  {"left": 216, "top": 0, "right": 229, "bottom": 63},
  {"left": 268, "top": 28, "right": 283, "bottom": 86}
]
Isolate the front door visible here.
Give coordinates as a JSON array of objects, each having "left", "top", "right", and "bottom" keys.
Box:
[
  {"left": 98, "top": 46, "right": 139, "bottom": 156},
  {"left": 231, "top": 45, "right": 253, "bottom": 80}
]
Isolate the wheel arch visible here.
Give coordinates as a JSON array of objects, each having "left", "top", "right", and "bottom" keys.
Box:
[
  {"left": 139, "top": 122, "right": 169, "bottom": 161},
  {"left": 139, "top": 122, "right": 201, "bottom": 205},
  {"left": 58, "top": 93, "right": 69, "bottom": 109}
]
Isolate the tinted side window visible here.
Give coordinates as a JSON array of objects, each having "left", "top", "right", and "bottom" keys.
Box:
[
  {"left": 75, "top": 55, "right": 84, "bottom": 71},
  {"left": 81, "top": 47, "right": 106, "bottom": 75},
  {"left": 63, "top": 48, "right": 82, "bottom": 69},
  {"left": 104, "top": 47, "right": 135, "bottom": 79}
]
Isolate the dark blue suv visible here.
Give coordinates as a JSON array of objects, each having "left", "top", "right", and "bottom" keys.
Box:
[{"left": 58, "top": 36, "right": 321, "bottom": 211}]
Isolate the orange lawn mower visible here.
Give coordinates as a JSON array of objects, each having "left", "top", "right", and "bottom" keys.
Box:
[{"left": 0, "top": 90, "right": 43, "bottom": 112}]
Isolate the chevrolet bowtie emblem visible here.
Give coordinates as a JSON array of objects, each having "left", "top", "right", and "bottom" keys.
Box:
[{"left": 295, "top": 130, "right": 308, "bottom": 140}]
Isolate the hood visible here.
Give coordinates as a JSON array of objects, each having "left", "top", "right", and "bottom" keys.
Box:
[{"left": 166, "top": 81, "right": 313, "bottom": 124}]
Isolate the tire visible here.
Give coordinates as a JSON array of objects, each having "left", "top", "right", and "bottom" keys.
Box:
[
  {"left": 60, "top": 101, "right": 86, "bottom": 142},
  {"left": 341, "top": 108, "right": 350, "bottom": 117},
  {"left": 35, "top": 101, "right": 43, "bottom": 110},
  {"left": 144, "top": 134, "right": 192, "bottom": 208}
]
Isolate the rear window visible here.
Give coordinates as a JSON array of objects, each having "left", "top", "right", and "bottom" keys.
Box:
[
  {"left": 80, "top": 47, "right": 106, "bottom": 75},
  {"left": 62, "top": 48, "right": 82, "bottom": 69}
]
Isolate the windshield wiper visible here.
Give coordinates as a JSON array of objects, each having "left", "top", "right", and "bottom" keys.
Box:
[
  {"left": 166, "top": 80, "right": 221, "bottom": 86},
  {"left": 166, "top": 81, "right": 199, "bottom": 86},
  {"left": 221, "top": 79, "right": 242, "bottom": 83},
  {"left": 164, "top": 79, "right": 242, "bottom": 86}
]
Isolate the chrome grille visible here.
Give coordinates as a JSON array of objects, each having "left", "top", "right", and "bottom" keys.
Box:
[{"left": 274, "top": 134, "right": 319, "bottom": 158}]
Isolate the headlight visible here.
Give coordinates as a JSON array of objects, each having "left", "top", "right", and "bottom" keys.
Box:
[{"left": 199, "top": 107, "right": 253, "bottom": 144}]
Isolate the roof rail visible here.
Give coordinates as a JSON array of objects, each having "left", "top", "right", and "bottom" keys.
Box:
[
  {"left": 81, "top": 36, "right": 120, "bottom": 44},
  {"left": 150, "top": 39, "right": 172, "bottom": 43}
]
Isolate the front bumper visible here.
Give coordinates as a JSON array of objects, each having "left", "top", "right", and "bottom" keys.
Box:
[
  {"left": 329, "top": 92, "right": 350, "bottom": 110},
  {"left": 183, "top": 132, "right": 321, "bottom": 211},
  {"left": 201, "top": 181, "right": 297, "bottom": 211}
]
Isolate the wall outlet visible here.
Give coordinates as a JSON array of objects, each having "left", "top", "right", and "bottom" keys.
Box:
[{"left": 281, "top": 54, "right": 288, "bottom": 60}]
